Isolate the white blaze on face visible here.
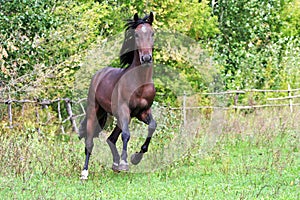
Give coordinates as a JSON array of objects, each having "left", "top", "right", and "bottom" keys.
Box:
[{"left": 141, "top": 25, "right": 147, "bottom": 33}]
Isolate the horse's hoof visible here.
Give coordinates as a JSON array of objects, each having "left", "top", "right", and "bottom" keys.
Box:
[
  {"left": 118, "top": 160, "right": 129, "bottom": 171},
  {"left": 112, "top": 163, "right": 120, "bottom": 173},
  {"left": 131, "top": 152, "right": 143, "bottom": 165},
  {"left": 80, "top": 169, "right": 88, "bottom": 180}
]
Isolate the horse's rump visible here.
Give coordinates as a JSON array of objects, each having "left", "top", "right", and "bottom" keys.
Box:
[{"left": 79, "top": 67, "right": 118, "bottom": 139}]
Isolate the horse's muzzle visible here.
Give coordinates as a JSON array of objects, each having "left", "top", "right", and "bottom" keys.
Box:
[{"left": 141, "top": 54, "right": 152, "bottom": 64}]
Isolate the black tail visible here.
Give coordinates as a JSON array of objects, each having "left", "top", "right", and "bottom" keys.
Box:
[{"left": 78, "top": 117, "right": 87, "bottom": 140}]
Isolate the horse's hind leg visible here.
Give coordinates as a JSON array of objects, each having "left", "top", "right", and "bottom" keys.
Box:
[
  {"left": 131, "top": 110, "right": 157, "bottom": 165},
  {"left": 106, "top": 125, "right": 122, "bottom": 172},
  {"left": 81, "top": 105, "right": 99, "bottom": 180}
]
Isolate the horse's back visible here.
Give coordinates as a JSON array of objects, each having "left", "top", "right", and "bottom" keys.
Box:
[{"left": 91, "top": 67, "right": 120, "bottom": 85}]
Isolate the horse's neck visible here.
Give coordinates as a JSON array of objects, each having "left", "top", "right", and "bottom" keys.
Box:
[{"left": 125, "top": 51, "right": 153, "bottom": 84}]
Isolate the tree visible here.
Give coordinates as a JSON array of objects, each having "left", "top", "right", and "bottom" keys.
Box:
[{"left": 213, "top": 0, "right": 295, "bottom": 90}]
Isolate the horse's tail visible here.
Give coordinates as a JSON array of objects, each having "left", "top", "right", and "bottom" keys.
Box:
[
  {"left": 78, "top": 117, "right": 87, "bottom": 140},
  {"left": 78, "top": 115, "right": 107, "bottom": 140}
]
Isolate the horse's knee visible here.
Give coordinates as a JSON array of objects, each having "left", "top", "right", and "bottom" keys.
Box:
[{"left": 121, "top": 132, "right": 130, "bottom": 143}]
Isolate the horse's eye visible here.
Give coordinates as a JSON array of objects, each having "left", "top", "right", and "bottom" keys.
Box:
[
  {"left": 151, "top": 32, "right": 154, "bottom": 37},
  {"left": 135, "top": 33, "right": 139, "bottom": 38}
]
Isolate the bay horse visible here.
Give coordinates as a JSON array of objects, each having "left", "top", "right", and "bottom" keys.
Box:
[{"left": 79, "top": 12, "right": 156, "bottom": 179}]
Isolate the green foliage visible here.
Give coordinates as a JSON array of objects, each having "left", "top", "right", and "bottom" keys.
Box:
[
  {"left": 1, "top": 0, "right": 300, "bottom": 104},
  {"left": 1, "top": 0, "right": 220, "bottom": 103},
  {"left": 0, "top": 0, "right": 57, "bottom": 82},
  {"left": 281, "top": 38, "right": 300, "bottom": 88},
  {"left": 45, "top": 0, "right": 125, "bottom": 64},
  {"left": 281, "top": 0, "right": 300, "bottom": 37},
  {"left": 213, "top": 0, "right": 300, "bottom": 91},
  {"left": 150, "top": 0, "right": 219, "bottom": 41}
]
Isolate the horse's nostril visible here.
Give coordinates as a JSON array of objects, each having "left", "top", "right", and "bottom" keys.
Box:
[{"left": 142, "top": 55, "right": 152, "bottom": 63}]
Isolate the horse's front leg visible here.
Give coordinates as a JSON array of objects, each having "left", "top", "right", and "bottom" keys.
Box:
[
  {"left": 117, "top": 105, "right": 131, "bottom": 171},
  {"left": 131, "top": 111, "right": 157, "bottom": 165}
]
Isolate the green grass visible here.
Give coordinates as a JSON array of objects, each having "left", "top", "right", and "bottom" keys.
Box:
[{"left": 1, "top": 109, "right": 300, "bottom": 199}]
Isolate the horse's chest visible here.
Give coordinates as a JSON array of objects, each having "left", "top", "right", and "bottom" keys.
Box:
[{"left": 129, "top": 85, "right": 155, "bottom": 113}]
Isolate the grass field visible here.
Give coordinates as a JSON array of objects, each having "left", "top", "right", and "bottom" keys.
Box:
[{"left": 0, "top": 108, "right": 299, "bottom": 199}]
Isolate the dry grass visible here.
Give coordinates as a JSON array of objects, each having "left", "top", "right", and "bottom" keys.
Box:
[{"left": 0, "top": 106, "right": 299, "bottom": 199}]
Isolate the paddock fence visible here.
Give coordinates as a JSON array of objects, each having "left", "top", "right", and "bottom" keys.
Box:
[{"left": 1, "top": 85, "right": 300, "bottom": 133}]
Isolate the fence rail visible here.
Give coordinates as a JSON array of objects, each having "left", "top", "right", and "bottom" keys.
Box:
[
  {"left": 1, "top": 86, "right": 299, "bottom": 132},
  {"left": 0, "top": 97, "right": 87, "bottom": 133}
]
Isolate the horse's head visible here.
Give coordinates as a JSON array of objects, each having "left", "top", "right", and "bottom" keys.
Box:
[
  {"left": 133, "top": 12, "right": 154, "bottom": 64},
  {"left": 120, "top": 12, "right": 155, "bottom": 67}
]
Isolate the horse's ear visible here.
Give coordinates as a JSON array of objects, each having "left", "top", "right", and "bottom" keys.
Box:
[
  {"left": 148, "top": 12, "right": 154, "bottom": 24},
  {"left": 134, "top": 13, "right": 139, "bottom": 21}
]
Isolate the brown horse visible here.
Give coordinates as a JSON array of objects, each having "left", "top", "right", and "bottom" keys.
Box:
[{"left": 79, "top": 12, "right": 156, "bottom": 179}]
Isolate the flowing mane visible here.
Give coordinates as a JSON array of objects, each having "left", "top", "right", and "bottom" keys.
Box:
[{"left": 120, "top": 14, "right": 153, "bottom": 67}]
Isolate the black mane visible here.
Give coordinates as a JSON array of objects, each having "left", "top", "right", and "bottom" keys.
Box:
[{"left": 120, "top": 14, "right": 153, "bottom": 67}]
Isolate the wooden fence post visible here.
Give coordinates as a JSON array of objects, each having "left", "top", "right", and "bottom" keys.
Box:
[
  {"left": 65, "top": 98, "right": 78, "bottom": 133},
  {"left": 234, "top": 92, "right": 239, "bottom": 112},
  {"left": 288, "top": 83, "right": 293, "bottom": 113},
  {"left": 183, "top": 91, "right": 186, "bottom": 126},
  {"left": 7, "top": 97, "right": 13, "bottom": 129},
  {"left": 35, "top": 98, "right": 41, "bottom": 134},
  {"left": 57, "top": 100, "right": 65, "bottom": 134}
]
